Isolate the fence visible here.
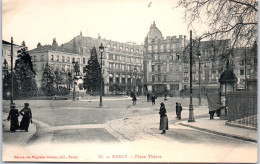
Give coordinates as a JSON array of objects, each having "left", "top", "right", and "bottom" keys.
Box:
[{"left": 226, "top": 91, "right": 257, "bottom": 128}]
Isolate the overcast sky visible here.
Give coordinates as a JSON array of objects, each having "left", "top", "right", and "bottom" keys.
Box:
[{"left": 3, "top": 0, "right": 190, "bottom": 50}]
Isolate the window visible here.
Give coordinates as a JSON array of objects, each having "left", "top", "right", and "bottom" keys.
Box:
[
  {"left": 41, "top": 55, "right": 44, "bottom": 61},
  {"left": 113, "top": 45, "right": 117, "bottom": 49},
  {"left": 34, "top": 56, "right": 37, "bottom": 61},
  {"left": 109, "top": 63, "right": 114, "bottom": 69},
  {"left": 109, "top": 54, "right": 113, "bottom": 60},
  {"left": 62, "top": 56, "right": 65, "bottom": 62},
  {"left": 126, "top": 47, "right": 129, "bottom": 51},
  {"left": 152, "top": 75, "right": 155, "bottom": 82},
  {"left": 72, "top": 58, "right": 75, "bottom": 63},
  {"left": 152, "top": 65, "right": 155, "bottom": 72},
  {"left": 107, "top": 44, "right": 111, "bottom": 48},
  {"left": 121, "top": 56, "right": 126, "bottom": 61},
  {"left": 176, "top": 64, "right": 179, "bottom": 71},
  {"left": 67, "top": 65, "right": 71, "bottom": 72},
  {"left": 122, "top": 78, "right": 125, "bottom": 83},
  {"left": 62, "top": 65, "right": 65, "bottom": 71},
  {"left": 184, "top": 62, "right": 188, "bottom": 69},
  {"left": 132, "top": 57, "right": 136, "bottom": 63},
  {"left": 56, "top": 55, "right": 59, "bottom": 61},
  {"left": 77, "top": 58, "right": 80, "bottom": 63},
  {"left": 130, "top": 48, "right": 134, "bottom": 52},
  {"left": 184, "top": 72, "right": 188, "bottom": 78},
  {"left": 239, "top": 59, "right": 244, "bottom": 65},
  {"left": 119, "top": 46, "right": 123, "bottom": 50},
  {"left": 102, "top": 60, "right": 105, "bottom": 66},
  {"left": 158, "top": 75, "right": 161, "bottom": 82},
  {"left": 176, "top": 53, "right": 179, "bottom": 60},
  {"left": 83, "top": 58, "right": 86, "bottom": 64},
  {"left": 67, "top": 57, "right": 70, "bottom": 63},
  {"left": 170, "top": 64, "right": 173, "bottom": 71},
  {"left": 240, "top": 69, "right": 244, "bottom": 75},
  {"left": 109, "top": 77, "right": 113, "bottom": 83},
  {"left": 115, "top": 55, "right": 120, "bottom": 60},
  {"left": 51, "top": 55, "right": 54, "bottom": 61},
  {"left": 158, "top": 65, "right": 161, "bottom": 71},
  {"left": 116, "top": 77, "right": 119, "bottom": 83},
  {"left": 128, "top": 57, "right": 131, "bottom": 62},
  {"left": 164, "top": 75, "right": 167, "bottom": 82}
]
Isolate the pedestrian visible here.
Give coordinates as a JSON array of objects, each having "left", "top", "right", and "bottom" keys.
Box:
[
  {"left": 164, "top": 93, "right": 167, "bottom": 101},
  {"left": 151, "top": 93, "right": 156, "bottom": 105},
  {"left": 159, "top": 102, "right": 168, "bottom": 134},
  {"left": 132, "top": 94, "right": 137, "bottom": 106},
  {"left": 147, "top": 92, "right": 150, "bottom": 102},
  {"left": 209, "top": 110, "right": 215, "bottom": 119},
  {"left": 19, "top": 103, "right": 32, "bottom": 132},
  {"left": 178, "top": 103, "right": 182, "bottom": 120},
  {"left": 7, "top": 103, "right": 19, "bottom": 132},
  {"left": 175, "top": 102, "right": 179, "bottom": 118}
]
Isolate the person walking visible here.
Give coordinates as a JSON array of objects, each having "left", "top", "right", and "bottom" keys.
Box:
[
  {"left": 7, "top": 103, "right": 19, "bottom": 132},
  {"left": 147, "top": 92, "right": 150, "bottom": 102},
  {"left": 132, "top": 94, "right": 137, "bottom": 106},
  {"left": 151, "top": 93, "right": 156, "bottom": 105},
  {"left": 178, "top": 103, "right": 182, "bottom": 120},
  {"left": 175, "top": 102, "right": 179, "bottom": 118},
  {"left": 159, "top": 102, "right": 168, "bottom": 134},
  {"left": 209, "top": 110, "right": 215, "bottom": 119},
  {"left": 19, "top": 103, "right": 32, "bottom": 132}
]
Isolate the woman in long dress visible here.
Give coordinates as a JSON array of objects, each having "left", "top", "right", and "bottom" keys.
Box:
[
  {"left": 159, "top": 102, "right": 168, "bottom": 134},
  {"left": 19, "top": 103, "right": 32, "bottom": 132},
  {"left": 7, "top": 103, "right": 19, "bottom": 132}
]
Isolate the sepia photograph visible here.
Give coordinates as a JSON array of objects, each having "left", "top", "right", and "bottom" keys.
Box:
[{"left": 2, "top": 0, "right": 258, "bottom": 163}]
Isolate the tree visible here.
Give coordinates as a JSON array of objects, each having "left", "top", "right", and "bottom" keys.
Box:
[
  {"left": 41, "top": 63, "right": 56, "bottom": 95},
  {"left": 83, "top": 47, "right": 102, "bottom": 92},
  {"left": 14, "top": 46, "right": 37, "bottom": 97},
  {"left": 177, "top": 0, "right": 258, "bottom": 69},
  {"left": 54, "top": 70, "right": 63, "bottom": 90}
]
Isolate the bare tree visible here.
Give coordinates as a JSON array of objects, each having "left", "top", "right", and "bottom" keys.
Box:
[
  {"left": 178, "top": 0, "right": 258, "bottom": 74},
  {"left": 177, "top": 0, "right": 257, "bottom": 48}
]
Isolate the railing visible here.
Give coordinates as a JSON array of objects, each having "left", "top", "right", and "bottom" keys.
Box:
[{"left": 227, "top": 91, "right": 257, "bottom": 128}]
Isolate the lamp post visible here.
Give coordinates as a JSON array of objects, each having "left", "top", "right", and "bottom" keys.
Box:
[
  {"left": 99, "top": 43, "right": 104, "bottom": 107},
  {"left": 188, "top": 30, "right": 195, "bottom": 122},
  {"left": 197, "top": 51, "right": 202, "bottom": 106},
  {"left": 10, "top": 37, "right": 14, "bottom": 107}
]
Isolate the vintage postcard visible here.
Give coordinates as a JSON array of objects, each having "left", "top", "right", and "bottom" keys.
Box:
[{"left": 2, "top": 0, "right": 258, "bottom": 163}]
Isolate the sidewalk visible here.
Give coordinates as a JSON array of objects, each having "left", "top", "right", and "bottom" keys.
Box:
[
  {"left": 2, "top": 113, "right": 37, "bottom": 146},
  {"left": 178, "top": 117, "right": 258, "bottom": 143}
]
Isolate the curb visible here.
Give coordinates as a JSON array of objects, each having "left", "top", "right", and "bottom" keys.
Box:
[
  {"left": 18, "top": 123, "right": 37, "bottom": 146},
  {"left": 3, "top": 112, "right": 37, "bottom": 146},
  {"left": 225, "top": 121, "right": 257, "bottom": 130},
  {"left": 179, "top": 122, "right": 257, "bottom": 143}
]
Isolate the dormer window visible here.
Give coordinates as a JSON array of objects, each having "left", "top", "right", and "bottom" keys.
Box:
[
  {"left": 107, "top": 44, "right": 111, "bottom": 48},
  {"left": 113, "top": 45, "right": 117, "bottom": 49}
]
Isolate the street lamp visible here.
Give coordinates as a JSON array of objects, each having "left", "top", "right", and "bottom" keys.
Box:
[
  {"left": 197, "top": 51, "right": 202, "bottom": 106},
  {"left": 188, "top": 30, "right": 195, "bottom": 122},
  {"left": 99, "top": 43, "right": 104, "bottom": 107}
]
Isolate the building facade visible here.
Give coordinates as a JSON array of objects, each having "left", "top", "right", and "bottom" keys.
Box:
[
  {"left": 2, "top": 40, "right": 22, "bottom": 72},
  {"left": 143, "top": 21, "right": 188, "bottom": 95},
  {"left": 30, "top": 34, "right": 144, "bottom": 95}
]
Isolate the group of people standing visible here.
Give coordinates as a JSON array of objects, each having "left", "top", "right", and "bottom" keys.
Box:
[
  {"left": 146, "top": 92, "right": 156, "bottom": 105},
  {"left": 7, "top": 103, "right": 33, "bottom": 132}
]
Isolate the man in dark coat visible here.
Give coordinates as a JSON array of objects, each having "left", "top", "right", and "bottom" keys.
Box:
[
  {"left": 132, "top": 94, "right": 137, "bottom": 106},
  {"left": 178, "top": 103, "right": 182, "bottom": 120},
  {"left": 7, "top": 103, "right": 19, "bottom": 132},
  {"left": 19, "top": 103, "right": 32, "bottom": 132},
  {"left": 151, "top": 93, "right": 156, "bottom": 105},
  {"left": 159, "top": 102, "right": 168, "bottom": 134},
  {"left": 175, "top": 102, "right": 178, "bottom": 118},
  {"left": 147, "top": 92, "right": 150, "bottom": 102}
]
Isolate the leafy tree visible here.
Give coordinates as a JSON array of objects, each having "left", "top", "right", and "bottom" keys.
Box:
[
  {"left": 41, "top": 63, "right": 56, "bottom": 95},
  {"left": 83, "top": 47, "right": 103, "bottom": 92},
  {"left": 14, "top": 45, "right": 37, "bottom": 97},
  {"left": 177, "top": 0, "right": 258, "bottom": 70},
  {"left": 54, "top": 70, "right": 63, "bottom": 90}
]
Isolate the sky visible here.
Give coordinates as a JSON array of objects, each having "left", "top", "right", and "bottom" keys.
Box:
[{"left": 2, "top": 0, "right": 190, "bottom": 50}]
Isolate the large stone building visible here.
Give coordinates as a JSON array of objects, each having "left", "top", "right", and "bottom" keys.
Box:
[
  {"left": 30, "top": 34, "right": 144, "bottom": 94},
  {"left": 143, "top": 21, "right": 188, "bottom": 94}
]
